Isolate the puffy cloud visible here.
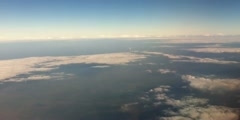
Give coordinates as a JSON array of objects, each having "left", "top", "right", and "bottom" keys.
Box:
[
  {"left": 144, "top": 85, "right": 239, "bottom": 120},
  {"left": 150, "top": 87, "right": 208, "bottom": 108},
  {"left": 148, "top": 86, "right": 240, "bottom": 120},
  {"left": 123, "top": 84, "right": 240, "bottom": 120},
  {"left": 0, "top": 52, "right": 145, "bottom": 82},
  {"left": 177, "top": 105, "right": 239, "bottom": 120},
  {"left": 143, "top": 51, "right": 239, "bottom": 64},
  {"left": 164, "top": 96, "right": 208, "bottom": 108},
  {"left": 160, "top": 105, "right": 239, "bottom": 120},
  {"left": 150, "top": 85, "right": 171, "bottom": 93},
  {"left": 156, "top": 93, "right": 169, "bottom": 100},
  {"left": 187, "top": 48, "right": 240, "bottom": 53},
  {"left": 158, "top": 69, "right": 176, "bottom": 74},
  {"left": 146, "top": 69, "right": 176, "bottom": 74},
  {"left": 182, "top": 75, "right": 240, "bottom": 94}
]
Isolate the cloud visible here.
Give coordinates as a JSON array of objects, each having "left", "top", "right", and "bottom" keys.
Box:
[
  {"left": 178, "top": 105, "right": 239, "bottom": 120},
  {"left": 0, "top": 52, "right": 146, "bottom": 82},
  {"left": 143, "top": 51, "right": 239, "bottom": 64},
  {"left": 6, "top": 75, "right": 52, "bottom": 82},
  {"left": 160, "top": 106, "right": 239, "bottom": 120},
  {"left": 182, "top": 75, "right": 240, "bottom": 94},
  {"left": 4, "top": 73, "right": 73, "bottom": 82},
  {"left": 187, "top": 47, "right": 240, "bottom": 53},
  {"left": 155, "top": 93, "right": 169, "bottom": 101},
  {"left": 148, "top": 86, "right": 239, "bottom": 120},
  {"left": 122, "top": 84, "right": 240, "bottom": 120},
  {"left": 158, "top": 69, "right": 176, "bottom": 74},
  {"left": 149, "top": 86, "right": 208, "bottom": 108},
  {"left": 145, "top": 69, "right": 153, "bottom": 73},
  {"left": 159, "top": 116, "right": 192, "bottom": 120},
  {"left": 146, "top": 63, "right": 157, "bottom": 65},
  {"left": 120, "top": 102, "right": 139, "bottom": 112},
  {"left": 91, "top": 65, "right": 110, "bottom": 68},
  {"left": 150, "top": 85, "right": 171, "bottom": 93},
  {"left": 164, "top": 96, "right": 208, "bottom": 108},
  {"left": 159, "top": 35, "right": 240, "bottom": 43}
]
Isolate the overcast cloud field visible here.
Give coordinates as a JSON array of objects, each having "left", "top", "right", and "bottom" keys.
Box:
[{"left": 0, "top": 39, "right": 239, "bottom": 120}]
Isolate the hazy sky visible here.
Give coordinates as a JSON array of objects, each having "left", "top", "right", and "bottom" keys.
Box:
[{"left": 0, "top": 0, "right": 240, "bottom": 40}]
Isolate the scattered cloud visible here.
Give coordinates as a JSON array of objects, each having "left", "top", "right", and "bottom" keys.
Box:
[
  {"left": 181, "top": 75, "right": 240, "bottom": 94},
  {"left": 150, "top": 85, "right": 171, "bottom": 93},
  {"left": 122, "top": 85, "right": 239, "bottom": 120},
  {"left": 143, "top": 51, "right": 239, "bottom": 64},
  {"left": 149, "top": 86, "right": 239, "bottom": 120},
  {"left": 148, "top": 86, "right": 208, "bottom": 108},
  {"left": 0, "top": 52, "right": 146, "bottom": 82},
  {"left": 145, "top": 69, "right": 153, "bottom": 73},
  {"left": 158, "top": 69, "right": 176, "bottom": 74},
  {"left": 160, "top": 105, "right": 239, "bottom": 120}
]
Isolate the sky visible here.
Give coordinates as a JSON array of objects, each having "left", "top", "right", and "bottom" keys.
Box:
[{"left": 0, "top": 0, "right": 240, "bottom": 41}]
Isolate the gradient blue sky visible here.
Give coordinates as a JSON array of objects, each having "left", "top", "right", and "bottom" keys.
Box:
[{"left": 0, "top": 0, "right": 240, "bottom": 40}]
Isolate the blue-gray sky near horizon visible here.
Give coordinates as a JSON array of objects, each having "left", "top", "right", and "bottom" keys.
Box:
[{"left": 0, "top": 0, "right": 240, "bottom": 40}]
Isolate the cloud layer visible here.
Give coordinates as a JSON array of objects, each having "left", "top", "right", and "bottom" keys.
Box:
[
  {"left": 182, "top": 75, "right": 240, "bottom": 94},
  {"left": 143, "top": 51, "right": 239, "bottom": 64},
  {"left": 5, "top": 73, "right": 74, "bottom": 82},
  {"left": 187, "top": 48, "right": 240, "bottom": 53},
  {"left": 0, "top": 52, "right": 145, "bottom": 82}
]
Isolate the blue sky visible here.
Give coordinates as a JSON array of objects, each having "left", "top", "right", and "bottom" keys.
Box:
[{"left": 0, "top": 0, "right": 240, "bottom": 40}]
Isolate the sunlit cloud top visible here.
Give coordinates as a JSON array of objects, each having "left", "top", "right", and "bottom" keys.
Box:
[{"left": 0, "top": 0, "right": 240, "bottom": 41}]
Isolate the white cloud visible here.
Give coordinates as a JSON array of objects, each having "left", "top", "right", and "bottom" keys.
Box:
[
  {"left": 147, "top": 86, "right": 240, "bottom": 120},
  {"left": 160, "top": 105, "right": 239, "bottom": 120},
  {"left": 158, "top": 69, "right": 176, "bottom": 74},
  {"left": 149, "top": 86, "right": 208, "bottom": 108},
  {"left": 177, "top": 105, "right": 239, "bottom": 120},
  {"left": 146, "top": 63, "right": 157, "bottom": 65},
  {"left": 182, "top": 75, "right": 240, "bottom": 94},
  {"left": 0, "top": 52, "right": 145, "bottom": 82},
  {"left": 124, "top": 84, "right": 240, "bottom": 120},
  {"left": 159, "top": 116, "right": 192, "bottom": 120},
  {"left": 91, "top": 65, "right": 110, "bottom": 68},
  {"left": 160, "top": 36, "right": 240, "bottom": 43},
  {"left": 187, "top": 47, "right": 240, "bottom": 53},
  {"left": 145, "top": 69, "right": 153, "bottom": 73},
  {"left": 151, "top": 85, "right": 171, "bottom": 93},
  {"left": 142, "top": 51, "right": 239, "bottom": 64},
  {"left": 4, "top": 73, "right": 73, "bottom": 82},
  {"left": 165, "top": 96, "right": 208, "bottom": 108}
]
